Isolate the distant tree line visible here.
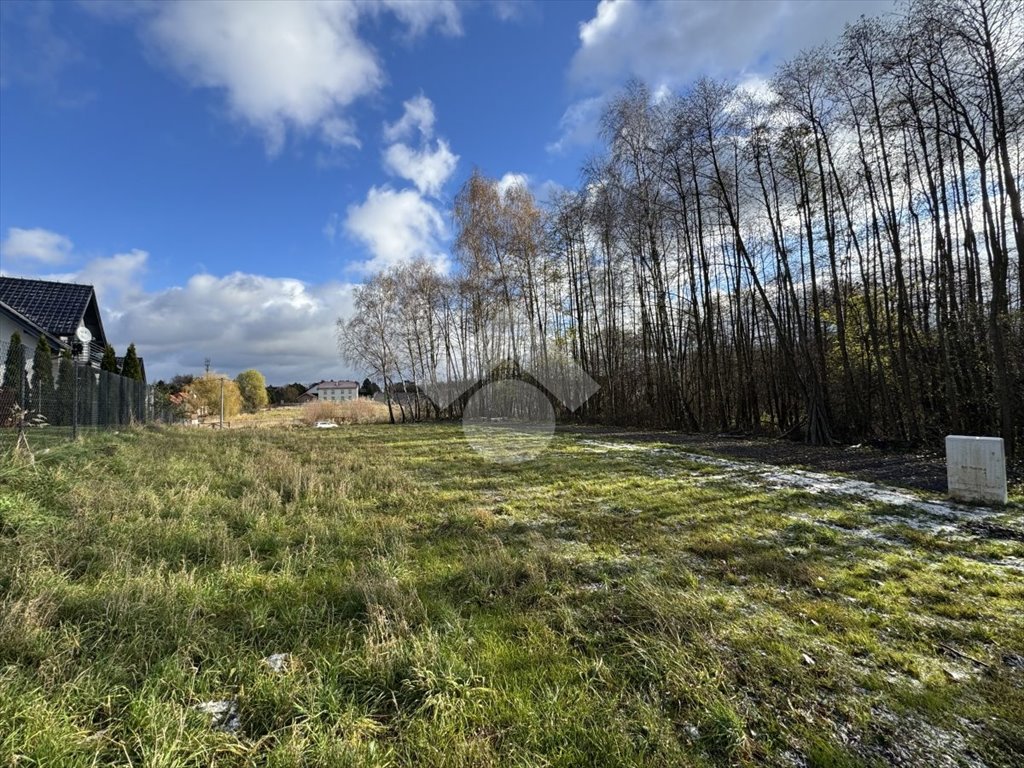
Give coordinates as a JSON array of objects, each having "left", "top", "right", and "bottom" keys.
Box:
[
  {"left": 153, "top": 369, "right": 310, "bottom": 420},
  {"left": 266, "top": 382, "right": 308, "bottom": 405},
  {"left": 340, "top": 0, "right": 1022, "bottom": 453}
]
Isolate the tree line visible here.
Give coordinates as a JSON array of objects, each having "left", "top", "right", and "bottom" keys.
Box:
[
  {"left": 340, "top": 0, "right": 1022, "bottom": 452},
  {"left": 152, "top": 370, "right": 271, "bottom": 420}
]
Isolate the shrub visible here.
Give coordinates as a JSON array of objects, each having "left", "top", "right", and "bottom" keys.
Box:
[
  {"left": 300, "top": 400, "right": 340, "bottom": 425},
  {"left": 120, "top": 343, "right": 143, "bottom": 381},
  {"left": 100, "top": 344, "right": 118, "bottom": 373},
  {"left": 56, "top": 350, "right": 74, "bottom": 426},
  {"left": 30, "top": 336, "right": 54, "bottom": 419},
  {"left": 300, "top": 399, "right": 390, "bottom": 425},
  {"left": 2, "top": 332, "right": 27, "bottom": 404},
  {"left": 185, "top": 374, "right": 243, "bottom": 420},
  {"left": 235, "top": 369, "right": 269, "bottom": 412}
]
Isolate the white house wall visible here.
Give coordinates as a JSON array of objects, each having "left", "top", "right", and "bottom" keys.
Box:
[
  {"left": 1, "top": 312, "right": 40, "bottom": 353},
  {"left": 319, "top": 387, "right": 357, "bottom": 401},
  {"left": 0, "top": 313, "right": 39, "bottom": 387}
]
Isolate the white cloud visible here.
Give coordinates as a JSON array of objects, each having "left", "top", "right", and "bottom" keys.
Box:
[
  {"left": 577, "top": 0, "right": 629, "bottom": 51},
  {"left": 108, "top": 271, "right": 359, "bottom": 383},
  {"left": 2, "top": 234, "right": 149, "bottom": 313},
  {"left": 103, "top": 1, "right": 464, "bottom": 153},
  {"left": 652, "top": 83, "right": 672, "bottom": 104},
  {"left": 372, "top": 0, "right": 462, "bottom": 38},
  {"left": 0, "top": 227, "right": 73, "bottom": 265},
  {"left": 555, "top": 0, "right": 894, "bottom": 152},
  {"left": 493, "top": 173, "right": 564, "bottom": 204},
  {"left": 74, "top": 249, "right": 150, "bottom": 312},
  {"left": 14, "top": 248, "right": 149, "bottom": 314},
  {"left": 383, "top": 139, "right": 458, "bottom": 197},
  {"left": 379, "top": 94, "right": 458, "bottom": 196},
  {"left": 145, "top": 1, "right": 377, "bottom": 154},
  {"left": 2, "top": 231, "right": 361, "bottom": 382},
  {"left": 570, "top": 0, "right": 893, "bottom": 91},
  {"left": 724, "top": 73, "right": 777, "bottom": 117},
  {"left": 496, "top": 172, "right": 529, "bottom": 196},
  {"left": 491, "top": 0, "right": 533, "bottom": 23},
  {"left": 383, "top": 93, "right": 437, "bottom": 143},
  {"left": 320, "top": 116, "right": 362, "bottom": 149},
  {"left": 535, "top": 179, "right": 566, "bottom": 204},
  {"left": 344, "top": 185, "right": 448, "bottom": 273},
  {"left": 339, "top": 94, "right": 456, "bottom": 272},
  {"left": 736, "top": 73, "right": 773, "bottom": 103},
  {"left": 547, "top": 95, "right": 606, "bottom": 154}
]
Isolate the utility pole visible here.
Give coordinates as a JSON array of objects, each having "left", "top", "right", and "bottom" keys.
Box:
[{"left": 220, "top": 377, "right": 225, "bottom": 429}]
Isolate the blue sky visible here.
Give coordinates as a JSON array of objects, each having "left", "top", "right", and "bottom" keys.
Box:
[{"left": 0, "top": 0, "right": 893, "bottom": 383}]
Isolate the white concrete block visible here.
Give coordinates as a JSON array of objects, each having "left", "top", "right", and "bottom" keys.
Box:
[{"left": 946, "top": 435, "right": 1007, "bottom": 505}]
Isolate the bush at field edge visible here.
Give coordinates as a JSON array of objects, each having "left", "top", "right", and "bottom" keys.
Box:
[{"left": 300, "top": 399, "right": 389, "bottom": 425}]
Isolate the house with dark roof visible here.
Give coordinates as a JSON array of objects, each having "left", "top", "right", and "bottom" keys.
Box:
[
  {"left": 0, "top": 299, "right": 69, "bottom": 355},
  {"left": 0, "top": 276, "right": 109, "bottom": 365}
]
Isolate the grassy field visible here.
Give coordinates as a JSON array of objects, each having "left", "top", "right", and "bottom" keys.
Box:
[{"left": 1, "top": 424, "right": 1022, "bottom": 767}]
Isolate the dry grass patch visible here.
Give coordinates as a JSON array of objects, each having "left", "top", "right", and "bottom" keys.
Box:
[
  {"left": 300, "top": 399, "right": 390, "bottom": 426},
  {"left": 229, "top": 406, "right": 304, "bottom": 428}
]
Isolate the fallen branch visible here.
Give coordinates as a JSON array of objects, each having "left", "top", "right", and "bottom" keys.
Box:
[{"left": 937, "top": 643, "right": 990, "bottom": 668}]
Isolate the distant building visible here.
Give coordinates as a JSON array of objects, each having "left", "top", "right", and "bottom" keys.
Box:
[
  {"left": 0, "top": 276, "right": 109, "bottom": 366},
  {"left": 304, "top": 379, "right": 359, "bottom": 402}
]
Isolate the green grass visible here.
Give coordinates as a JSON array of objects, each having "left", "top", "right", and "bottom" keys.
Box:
[{"left": 1, "top": 424, "right": 1022, "bottom": 767}]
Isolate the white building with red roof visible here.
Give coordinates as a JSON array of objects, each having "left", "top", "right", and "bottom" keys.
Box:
[{"left": 305, "top": 379, "right": 359, "bottom": 402}]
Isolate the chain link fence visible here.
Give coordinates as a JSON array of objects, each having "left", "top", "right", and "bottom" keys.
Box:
[{"left": 0, "top": 338, "right": 177, "bottom": 453}]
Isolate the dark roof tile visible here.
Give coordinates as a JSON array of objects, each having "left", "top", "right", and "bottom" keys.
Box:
[{"left": 0, "top": 276, "right": 94, "bottom": 336}]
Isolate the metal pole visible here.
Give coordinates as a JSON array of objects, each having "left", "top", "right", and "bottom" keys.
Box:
[{"left": 220, "top": 377, "right": 224, "bottom": 429}]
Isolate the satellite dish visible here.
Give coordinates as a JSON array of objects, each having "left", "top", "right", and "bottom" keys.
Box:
[{"left": 75, "top": 326, "right": 93, "bottom": 344}]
